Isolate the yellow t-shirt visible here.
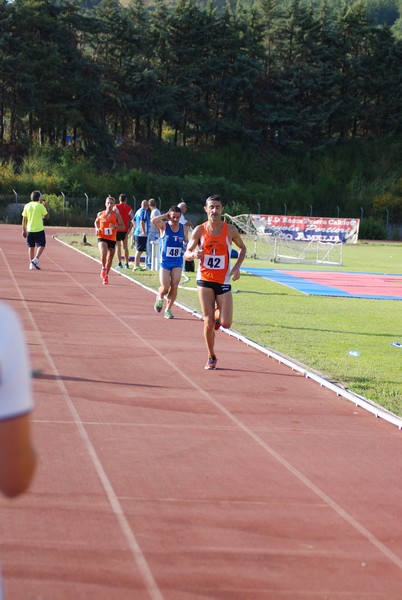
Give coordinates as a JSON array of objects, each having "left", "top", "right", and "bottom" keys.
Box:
[{"left": 22, "top": 201, "right": 47, "bottom": 232}]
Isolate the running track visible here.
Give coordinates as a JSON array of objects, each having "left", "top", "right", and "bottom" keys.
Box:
[{"left": 1, "top": 224, "right": 402, "bottom": 599}]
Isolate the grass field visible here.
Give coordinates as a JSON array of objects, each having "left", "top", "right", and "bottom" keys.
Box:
[{"left": 60, "top": 233, "right": 402, "bottom": 416}]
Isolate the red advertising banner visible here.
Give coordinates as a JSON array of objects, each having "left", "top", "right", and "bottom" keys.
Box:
[{"left": 251, "top": 215, "right": 360, "bottom": 244}]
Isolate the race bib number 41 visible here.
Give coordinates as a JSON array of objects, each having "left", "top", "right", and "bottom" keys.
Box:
[{"left": 203, "top": 254, "right": 225, "bottom": 270}]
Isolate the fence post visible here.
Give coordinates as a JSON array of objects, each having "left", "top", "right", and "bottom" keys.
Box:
[
  {"left": 283, "top": 203, "right": 287, "bottom": 216},
  {"left": 12, "top": 189, "right": 18, "bottom": 204},
  {"left": 84, "top": 193, "right": 89, "bottom": 219},
  {"left": 61, "top": 191, "right": 65, "bottom": 219}
]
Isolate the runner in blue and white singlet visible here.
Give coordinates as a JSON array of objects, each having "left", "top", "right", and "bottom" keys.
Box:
[
  {"left": 160, "top": 221, "right": 185, "bottom": 270},
  {"left": 151, "top": 206, "right": 189, "bottom": 319}
]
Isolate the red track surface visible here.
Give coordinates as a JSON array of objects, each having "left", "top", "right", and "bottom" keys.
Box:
[{"left": 1, "top": 224, "right": 402, "bottom": 599}]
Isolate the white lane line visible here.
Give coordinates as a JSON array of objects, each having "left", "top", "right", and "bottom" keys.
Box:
[
  {"left": 1, "top": 247, "right": 164, "bottom": 600},
  {"left": 48, "top": 242, "right": 402, "bottom": 572}
]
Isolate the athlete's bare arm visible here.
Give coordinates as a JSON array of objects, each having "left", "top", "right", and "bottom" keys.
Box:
[
  {"left": 151, "top": 212, "right": 168, "bottom": 233},
  {"left": 229, "top": 225, "right": 247, "bottom": 281},
  {"left": 94, "top": 213, "right": 101, "bottom": 234},
  {"left": 0, "top": 413, "right": 36, "bottom": 498},
  {"left": 184, "top": 225, "right": 203, "bottom": 260}
]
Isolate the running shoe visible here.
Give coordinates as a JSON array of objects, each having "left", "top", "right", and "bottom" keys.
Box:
[
  {"left": 164, "top": 309, "right": 174, "bottom": 319},
  {"left": 32, "top": 258, "right": 41, "bottom": 270},
  {"left": 214, "top": 307, "right": 221, "bottom": 330},
  {"left": 204, "top": 355, "right": 217, "bottom": 370},
  {"left": 116, "top": 263, "right": 123, "bottom": 269},
  {"left": 100, "top": 267, "right": 107, "bottom": 280},
  {"left": 154, "top": 297, "right": 163, "bottom": 313},
  {"left": 29, "top": 262, "right": 35, "bottom": 270},
  {"left": 103, "top": 274, "right": 109, "bottom": 285},
  {"left": 124, "top": 264, "right": 130, "bottom": 269}
]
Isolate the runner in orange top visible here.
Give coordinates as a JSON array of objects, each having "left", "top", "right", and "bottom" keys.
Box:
[
  {"left": 197, "top": 219, "right": 231, "bottom": 285},
  {"left": 95, "top": 196, "right": 124, "bottom": 285},
  {"left": 184, "top": 195, "right": 246, "bottom": 370}
]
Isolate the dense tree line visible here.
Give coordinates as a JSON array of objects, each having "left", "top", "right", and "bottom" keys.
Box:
[{"left": 1, "top": 0, "right": 402, "bottom": 163}]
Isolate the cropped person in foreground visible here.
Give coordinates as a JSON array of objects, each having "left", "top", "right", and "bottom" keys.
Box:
[
  {"left": 184, "top": 195, "right": 246, "bottom": 370},
  {"left": 0, "top": 302, "right": 36, "bottom": 498}
]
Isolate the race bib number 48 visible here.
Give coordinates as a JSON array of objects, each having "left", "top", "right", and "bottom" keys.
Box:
[
  {"left": 203, "top": 254, "right": 225, "bottom": 270},
  {"left": 166, "top": 246, "right": 181, "bottom": 257}
]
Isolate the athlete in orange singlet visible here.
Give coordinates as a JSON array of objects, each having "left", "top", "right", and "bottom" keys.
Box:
[
  {"left": 184, "top": 195, "right": 246, "bottom": 370},
  {"left": 95, "top": 196, "right": 124, "bottom": 285}
]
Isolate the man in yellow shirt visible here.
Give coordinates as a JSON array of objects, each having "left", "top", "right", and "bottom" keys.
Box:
[{"left": 21, "top": 190, "right": 49, "bottom": 270}]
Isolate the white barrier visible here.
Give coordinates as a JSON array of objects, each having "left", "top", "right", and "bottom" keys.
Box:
[{"left": 151, "top": 240, "right": 160, "bottom": 271}]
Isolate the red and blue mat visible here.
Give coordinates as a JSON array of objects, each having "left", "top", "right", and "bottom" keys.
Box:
[{"left": 244, "top": 268, "right": 402, "bottom": 300}]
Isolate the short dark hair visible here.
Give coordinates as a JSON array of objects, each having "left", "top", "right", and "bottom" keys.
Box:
[
  {"left": 205, "top": 194, "right": 222, "bottom": 205},
  {"left": 119, "top": 193, "right": 127, "bottom": 202},
  {"left": 169, "top": 205, "right": 182, "bottom": 214},
  {"left": 31, "top": 190, "right": 41, "bottom": 201}
]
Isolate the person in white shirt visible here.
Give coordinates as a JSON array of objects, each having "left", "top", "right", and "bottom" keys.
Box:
[
  {"left": 178, "top": 202, "right": 194, "bottom": 272},
  {"left": 146, "top": 198, "right": 161, "bottom": 270},
  {"left": 178, "top": 201, "right": 193, "bottom": 228}
]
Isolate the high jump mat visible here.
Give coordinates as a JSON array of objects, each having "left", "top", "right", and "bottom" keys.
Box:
[{"left": 243, "top": 267, "right": 402, "bottom": 300}]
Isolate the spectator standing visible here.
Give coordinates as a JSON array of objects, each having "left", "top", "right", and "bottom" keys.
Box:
[
  {"left": 95, "top": 195, "right": 124, "bottom": 285},
  {"left": 21, "top": 190, "right": 49, "bottom": 270},
  {"left": 178, "top": 201, "right": 193, "bottom": 228},
  {"left": 152, "top": 206, "right": 188, "bottom": 319},
  {"left": 115, "top": 193, "right": 134, "bottom": 269},
  {"left": 133, "top": 199, "right": 149, "bottom": 271},
  {"left": 178, "top": 201, "right": 194, "bottom": 272},
  {"left": 146, "top": 198, "right": 161, "bottom": 270}
]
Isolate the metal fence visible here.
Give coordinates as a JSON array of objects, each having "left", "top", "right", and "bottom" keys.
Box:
[{"left": 0, "top": 193, "right": 101, "bottom": 226}]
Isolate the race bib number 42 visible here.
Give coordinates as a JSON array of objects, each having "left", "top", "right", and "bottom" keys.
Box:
[{"left": 203, "top": 254, "right": 225, "bottom": 269}]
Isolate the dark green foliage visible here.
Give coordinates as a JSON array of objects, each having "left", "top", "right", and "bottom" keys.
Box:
[
  {"left": 359, "top": 217, "right": 387, "bottom": 239},
  {"left": 1, "top": 0, "right": 402, "bottom": 157},
  {"left": 1, "top": 0, "right": 402, "bottom": 230}
]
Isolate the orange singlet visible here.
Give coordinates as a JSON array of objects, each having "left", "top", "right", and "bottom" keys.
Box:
[
  {"left": 197, "top": 221, "right": 232, "bottom": 285},
  {"left": 98, "top": 210, "right": 118, "bottom": 241}
]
